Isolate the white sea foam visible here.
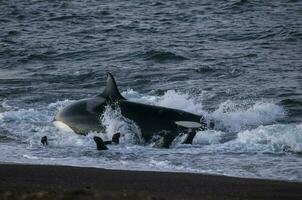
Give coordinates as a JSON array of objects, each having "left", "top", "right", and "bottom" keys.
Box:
[
  {"left": 210, "top": 100, "right": 286, "bottom": 132},
  {"left": 236, "top": 123, "right": 302, "bottom": 153},
  {"left": 193, "top": 130, "right": 224, "bottom": 145},
  {"left": 122, "top": 89, "right": 157, "bottom": 104},
  {"left": 23, "top": 154, "right": 39, "bottom": 159},
  {"left": 156, "top": 90, "right": 204, "bottom": 115}
]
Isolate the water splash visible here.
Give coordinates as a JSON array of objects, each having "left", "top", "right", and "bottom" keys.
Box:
[
  {"left": 100, "top": 105, "right": 143, "bottom": 144},
  {"left": 210, "top": 100, "right": 286, "bottom": 132},
  {"left": 236, "top": 123, "right": 302, "bottom": 153}
]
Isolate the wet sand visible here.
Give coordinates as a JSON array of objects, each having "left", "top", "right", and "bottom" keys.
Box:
[{"left": 0, "top": 164, "right": 302, "bottom": 200}]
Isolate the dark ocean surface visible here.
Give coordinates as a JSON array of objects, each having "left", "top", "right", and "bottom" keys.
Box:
[{"left": 0, "top": 0, "right": 302, "bottom": 181}]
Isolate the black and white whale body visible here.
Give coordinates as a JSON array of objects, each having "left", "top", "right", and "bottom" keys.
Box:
[{"left": 54, "top": 73, "right": 207, "bottom": 147}]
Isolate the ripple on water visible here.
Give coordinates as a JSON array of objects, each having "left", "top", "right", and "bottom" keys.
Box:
[
  {"left": 143, "top": 50, "right": 188, "bottom": 62},
  {"left": 0, "top": 0, "right": 301, "bottom": 182}
]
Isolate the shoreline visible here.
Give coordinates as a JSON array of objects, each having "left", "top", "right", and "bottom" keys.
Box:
[
  {"left": 1, "top": 161, "right": 301, "bottom": 183},
  {"left": 1, "top": 164, "right": 302, "bottom": 200},
  {"left": 1, "top": 161, "right": 301, "bottom": 184}
]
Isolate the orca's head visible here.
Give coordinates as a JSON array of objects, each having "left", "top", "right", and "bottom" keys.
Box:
[
  {"left": 53, "top": 72, "right": 125, "bottom": 134},
  {"left": 53, "top": 97, "right": 107, "bottom": 134}
]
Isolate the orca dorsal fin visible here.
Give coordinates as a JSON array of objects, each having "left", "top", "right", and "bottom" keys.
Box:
[{"left": 99, "top": 72, "right": 125, "bottom": 100}]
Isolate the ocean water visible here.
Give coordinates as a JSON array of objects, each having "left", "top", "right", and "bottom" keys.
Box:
[{"left": 1, "top": 0, "right": 302, "bottom": 181}]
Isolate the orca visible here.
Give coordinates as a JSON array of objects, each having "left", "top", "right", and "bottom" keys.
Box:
[{"left": 54, "top": 73, "right": 207, "bottom": 147}]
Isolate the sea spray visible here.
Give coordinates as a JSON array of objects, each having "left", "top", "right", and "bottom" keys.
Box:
[
  {"left": 210, "top": 100, "right": 286, "bottom": 132},
  {"left": 100, "top": 105, "right": 143, "bottom": 144},
  {"left": 236, "top": 123, "right": 302, "bottom": 153}
]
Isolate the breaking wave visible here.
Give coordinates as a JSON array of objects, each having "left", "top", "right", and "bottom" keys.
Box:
[
  {"left": 236, "top": 123, "right": 302, "bottom": 153},
  {"left": 1, "top": 89, "right": 301, "bottom": 182},
  {"left": 210, "top": 100, "right": 286, "bottom": 132}
]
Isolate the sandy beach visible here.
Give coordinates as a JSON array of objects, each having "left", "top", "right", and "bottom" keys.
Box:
[{"left": 0, "top": 164, "right": 302, "bottom": 200}]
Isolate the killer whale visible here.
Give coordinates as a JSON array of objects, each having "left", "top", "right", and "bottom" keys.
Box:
[{"left": 54, "top": 73, "right": 207, "bottom": 147}]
